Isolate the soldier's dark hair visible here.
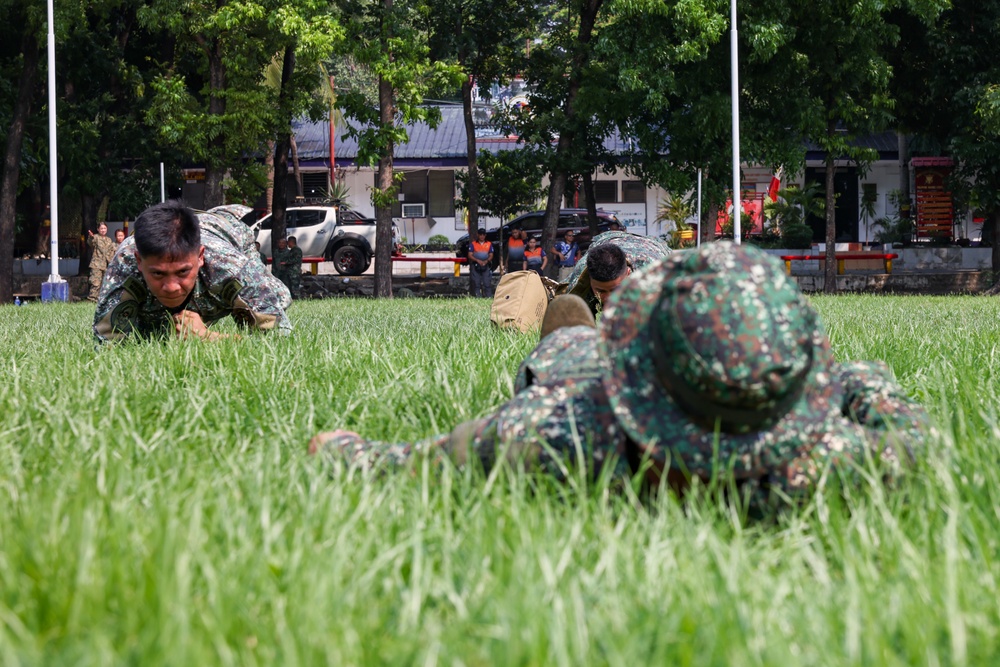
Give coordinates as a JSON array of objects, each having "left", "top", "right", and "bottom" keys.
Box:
[
  {"left": 133, "top": 200, "right": 200, "bottom": 259},
  {"left": 587, "top": 244, "right": 628, "bottom": 282},
  {"left": 477, "top": 228, "right": 486, "bottom": 234},
  {"left": 287, "top": 236, "right": 297, "bottom": 243}
]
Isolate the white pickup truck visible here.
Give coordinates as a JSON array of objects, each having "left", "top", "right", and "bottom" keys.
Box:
[{"left": 250, "top": 206, "right": 399, "bottom": 276}]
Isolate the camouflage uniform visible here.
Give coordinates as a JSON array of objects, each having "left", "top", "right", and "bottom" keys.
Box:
[
  {"left": 314, "top": 243, "right": 931, "bottom": 504},
  {"left": 93, "top": 205, "right": 292, "bottom": 343},
  {"left": 271, "top": 246, "right": 289, "bottom": 291},
  {"left": 87, "top": 233, "right": 118, "bottom": 301},
  {"left": 563, "top": 231, "right": 671, "bottom": 315},
  {"left": 284, "top": 245, "right": 303, "bottom": 298}
]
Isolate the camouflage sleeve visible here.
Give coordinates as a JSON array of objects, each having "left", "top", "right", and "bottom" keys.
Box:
[
  {"left": 513, "top": 326, "right": 602, "bottom": 392},
  {"left": 93, "top": 238, "right": 154, "bottom": 344},
  {"left": 835, "top": 360, "right": 933, "bottom": 468},
  {"left": 223, "top": 249, "right": 293, "bottom": 334},
  {"left": 313, "top": 379, "right": 629, "bottom": 482}
]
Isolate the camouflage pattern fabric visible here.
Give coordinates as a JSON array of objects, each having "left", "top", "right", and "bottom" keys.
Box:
[
  {"left": 93, "top": 205, "right": 292, "bottom": 343},
  {"left": 564, "top": 231, "right": 671, "bottom": 314},
  {"left": 314, "top": 241, "right": 931, "bottom": 506},
  {"left": 314, "top": 326, "right": 631, "bottom": 481},
  {"left": 271, "top": 247, "right": 289, "bottom": 289},
  {"left": 87, "top": 233, "right": 119, "bottom": 301},
  {"left": 284, "top": 245, "right": 303, "bottom": 298},
  {"left": 600, "top": 242, "right": 931, "bottom": 497}
]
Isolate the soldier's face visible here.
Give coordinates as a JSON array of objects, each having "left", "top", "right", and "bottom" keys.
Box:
[
  {"left": 590, "top": 267, "right": 631, "bottom": 305},
  {"left": 135, "top": 247, "right": 205, "bottom": 309},
  {"left": 98, "top": 224, "right": 108, "bottom": 236},
  {"left": 115, "top": 231, "right": 125, "bottom": 243}
]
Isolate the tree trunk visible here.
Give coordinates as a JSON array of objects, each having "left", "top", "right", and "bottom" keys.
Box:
[
  {"left": 897, "top": 130, "right": 911, "bottom": 220},
  {"left": 461, "top": 76, "right": 480, "bottom": 293},
  {"left": 0, "top": 33, "right": 40, "bottom": 304},
  {"left": 374, "top": 72, "right": 395, "bottom": 299},
  {"left": 264, "top": 140, "right": 275, "bottom": 213},
  {"left": 704, "top": 200, "right": 718, "bottom": 244},
  {"left": 270, "top": 44, "right": 297, "bottom": 244},
  {"left": 272, "top": 136, "right": 290, "bottom": 244},
  {"left": 80, "top": 193, "right": 99, "bottom": 271},
  {"left": 290, "top": 135, "right": 303, "bottom": 200},
  {"left": 204, "top": 37, "right": 227, "bottom": 208},
  {"left": 461, "top": 77, "right": 479, "bottom": 233},
  {"left": 540, "top": 0, "right": 604, "bottom": 273},
  {"left": 582, "top": 171, "right": 599, "bottom": 236},
  {"left": 989, "top": 210, "right": 1000, "bottom": 289},
  {"left": 823, "top": 156, "right": 838, "bottom": 294},
  {"left": 542, "top": 172, "right": 567, "bottom": 278}
]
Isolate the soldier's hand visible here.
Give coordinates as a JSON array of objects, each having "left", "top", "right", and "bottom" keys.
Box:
[
  {"left": 174, "top": 310, "right": 220, "bottom": 340},
  {"left": 308, "top": 429, "right": 362, "bottom": 455}
]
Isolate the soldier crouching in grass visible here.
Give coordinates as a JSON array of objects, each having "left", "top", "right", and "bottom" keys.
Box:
[
  {"left": 561, "top": 230, "right": 671, "bottom": 316},
  {"left": 93, "top": 200, "right": 292, "bottom": 343},
  {"left": 310, "top": 242, "right": 933, "bottom": 508}
]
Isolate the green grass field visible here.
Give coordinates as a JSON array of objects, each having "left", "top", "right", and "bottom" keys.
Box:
[{"left": 1, "top": 295, "right": 998, "bottom": 665}]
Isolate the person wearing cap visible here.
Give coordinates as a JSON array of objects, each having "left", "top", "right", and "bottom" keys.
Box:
[
  {"left": 310, "top": 243, "right": 930, "bottom": 505},
  {"left": 93, "top": 200, "right": 292, "bottom": 343},
  {"left": 468, "top": 228, "right": 495, "bottom": 297},
  {"left": 552, "top": 230, "right": 581, "bottom": 281},
  {"left": 562, "top": 230, "right": 671, "bottom": 315}
]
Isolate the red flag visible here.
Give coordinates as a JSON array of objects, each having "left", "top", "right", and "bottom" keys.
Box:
[{"left": 767, "top": 168, "right": 782, "bottom": 202}]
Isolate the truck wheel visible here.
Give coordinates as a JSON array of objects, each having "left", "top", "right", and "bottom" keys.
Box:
[{"left": 333, "top": 246, "right": 366, "bottom": 276}]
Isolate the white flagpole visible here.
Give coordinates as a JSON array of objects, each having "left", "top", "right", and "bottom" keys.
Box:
[
  {"left": 730, "top": 0, "right": 741, "bottom": 244},
  {"left": 697, "top": 168, "right": 702, "bottom": 248},
  {"left": 161, "top": 162, "right": 166, "bottom": 202},
  {"left": 45, "top": 0, "right": 62, "bottom": 287}
]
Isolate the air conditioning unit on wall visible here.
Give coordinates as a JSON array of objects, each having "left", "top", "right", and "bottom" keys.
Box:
[{"left": 401, "top": 203, "right": 426, "bottom": 218}]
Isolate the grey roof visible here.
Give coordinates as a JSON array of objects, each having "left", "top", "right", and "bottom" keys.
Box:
[
  {"left": 294, "top": 106, "right": 899, "bottom": 165},
  {"left": 293, "top": 105, "right": 635, "bottom": 164},
  {"left": 804, "top": 130, "right": 899, "bottom": 158},
  {"left": 294, "top": 107, "right": 470, "bottom": 162}
]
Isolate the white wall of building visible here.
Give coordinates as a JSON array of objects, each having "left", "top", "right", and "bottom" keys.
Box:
[{"left": 332, "top": 158, "right": 979, "bottom": 245}]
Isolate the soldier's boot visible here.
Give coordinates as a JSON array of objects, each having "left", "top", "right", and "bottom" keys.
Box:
[{"left": 540, "top": 294, "right": 596, "bottom": 339}]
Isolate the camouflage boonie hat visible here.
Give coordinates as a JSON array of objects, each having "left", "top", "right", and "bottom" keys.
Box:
[{"left": 600, "top": 242, "right": 855, "bottom": 480}]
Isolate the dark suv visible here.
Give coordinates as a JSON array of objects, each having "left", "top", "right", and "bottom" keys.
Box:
[{"left": 455, "top": 209, "right": 621, "bottom": 269}]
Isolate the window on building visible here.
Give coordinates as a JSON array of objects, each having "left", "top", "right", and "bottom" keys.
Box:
[
  {"left": 594, "top": 181, "right": 618, "bottom": 203},
  {"left": 391, "top": 171, "right": 428, "bottom": 216},
  {"left": 622, "top": 181, "right": 645, "bottom": 203},
  {"left": 302, "top": 172, "right": 329, "bottom": 201},
  {"left": 428, "top": 171, "right": 455, "bottom": 217}
]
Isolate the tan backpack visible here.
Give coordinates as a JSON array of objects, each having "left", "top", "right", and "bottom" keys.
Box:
[{"left": 489, "top": 271, "right": 556, "bottom": 333}]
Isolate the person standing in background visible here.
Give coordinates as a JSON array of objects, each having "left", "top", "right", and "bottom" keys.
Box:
[
  {"left": 87, "top": 223, "right": 117, "bottom": 302},
  {"left": 284, "top": 236, "right": 303, "bottom": 299}
]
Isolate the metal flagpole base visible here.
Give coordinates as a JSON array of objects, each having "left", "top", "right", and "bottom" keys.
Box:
[{"left": 41, "top": 277, "right": 69, "bottom": 302}]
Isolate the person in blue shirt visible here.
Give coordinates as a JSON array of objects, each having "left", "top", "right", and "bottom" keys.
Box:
[{"left": 553, "top": 230, "right": 581, "bottom": 281}]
